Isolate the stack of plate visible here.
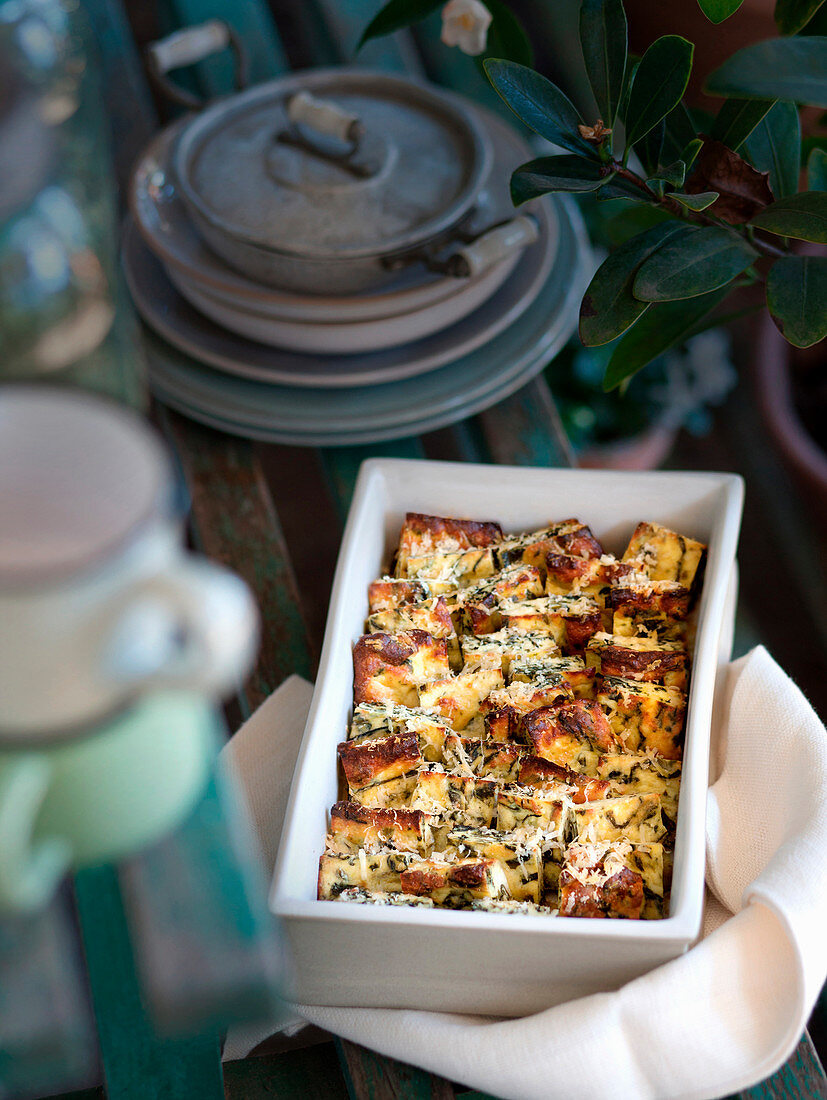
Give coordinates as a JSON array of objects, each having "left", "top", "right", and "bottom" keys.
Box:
[{"left": 125, "top": 89, "right": 590, "bottom": 446}]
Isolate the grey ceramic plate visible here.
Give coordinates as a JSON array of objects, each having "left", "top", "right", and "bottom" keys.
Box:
[
  {"left": 141, "top": 193, "right": 590, "bottom": 442},
  {"left": 122, "top": 197, "right": 554, "bottom": 389}
]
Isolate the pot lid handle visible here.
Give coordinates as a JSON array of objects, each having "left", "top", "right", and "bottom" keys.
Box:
[
  {"left": 286, "top": 91, "right": 364, "bottom": 146},
  {"left": 146, "top": 20, "right": 249, "bottom": 111}
]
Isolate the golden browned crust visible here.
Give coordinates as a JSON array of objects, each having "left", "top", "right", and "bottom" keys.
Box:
[
  {"left": 518, "top": 756, "right": 610, "bottom": 804},
  {"left": 396, "top": 513, "right": 504, "bottom": 571},
  {"left": 352, "top": 630, "right": 449, "bottom": 704},
  {"left": 329, "top": 801, "right": 429, "bottom": 852},
  {"left": 367, "top": 578, "right": 432, "bottom": 613},
  {"left": 337, "top": 733, "right": 421, "bottom": 791},
  {"left": 558, "top": 864, "right": 644, "bottom": 918},
  {"left": 330, "top": 801, "right": 427, "bottom": 832},
  {"left": 607, "top": 582, "right": 691, "bottom": 621},
  {"left": 592, "top": 642, "right": 687, "bottom": 687},
  {"left": 522, "top": 700, "right": 618, "bottom": 759},
  {"left": 544, "top": 553, "right": 633, "bottom": 594}
]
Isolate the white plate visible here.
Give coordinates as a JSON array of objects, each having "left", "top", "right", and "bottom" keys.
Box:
[
  {"left": 129, "top": 103, "right": 534, "bottom": 326},
  {"left": 270, "top": 460, "right": 744, "bottom": 1015},
  {"left": 139, "top": 193, "right": 589, "bottom": 437},
  {"left": 124, "top": 192, "right": 556, "bottom": 388}
]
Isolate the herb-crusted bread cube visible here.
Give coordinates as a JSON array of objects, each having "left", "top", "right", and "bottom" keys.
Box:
[
  {"left": 446, "top": 827, "right": 544, "bottom": 903},
  {"left": 558, "top": 842, "right": 648, "bottom": 919},
  {"left": 460, "top": 629, "right": 561, "bottom": 676},
  {"left": 457, "top": 564, "right": 544, "bottom": 635},
  {"left": 368, "top": 577, "right": 453, "bottom": 613},
  {"left": 518, "top": 755, "right": 610, "bottom": 803},
  {"left": 597, "top": 753, "right": 681, "bottom": 823},
  {"left": 586, "top": 632, "right": 687, "bottom": 689},
  {"left": 521, "top": 700, "right": 619, "bottom": 770},
  {"left": 623, "top": 521, "right": 706, "bottom": 591},
  {"left": 500, "top": 595, "right": 603, "bottom": 653},
  {"left": 353, "top": 630, "right": 450, "bottom": 706},
  {"left": 544, "top": 553, "right": 633, "bottom": 597},
  {"left": 335, "top": 887, "right": 435, "bottom": 908},
  {"left": 411, "top": 770, "right": 499, "bottom": 828},
  {"left": 318, "top": 850, "right": 417, "bottom": 899},
  {"left": 338, "top": 733, "right": 422, "bottom": 793},
  {"left": 495, "top": 789, "right": 568, "bottom": 834},
  {"left": 366, "top": 596, "right": 455, "bottom": 640},
  {"left": 327, "top": 802, "right": 433, "bottom": 855},
  {"left": 400, "top": 858, "right": 510, "bottom": 907},
  {"left": 418, "top": 665, "right": 504, "bottom": 730},
  {"left": 597, "top": 676, "right": 686, "bottom": 759},
  {"left": 442, "top": 734, "right": 524, "bottom": 782},
  {"left": 479, "top": 678, "right": 572, "bottom": 741},
  {"left": 572, "top": 793, "right": 666, "bottom": 845},
  {"left": 606, "top": 580, "right": 691, "bottom": 624},
  {"left": 395, "top": 513, "right": 503, "bottom": 574},
  {"left": 401, "top": 548, "right": 497, "bottom": 587},
  {"left": 470, "top": 897, "right": 555, "bottom": 915},
  {"left": 348, "top": 702, "right": 452, "bottom": 763},
  {"left": 510, "top": 656, "right": 596, "bottom": 699}
]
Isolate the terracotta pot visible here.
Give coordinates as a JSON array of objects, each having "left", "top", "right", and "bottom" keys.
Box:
[
  {"left": 753, "top": 314, "right": 827, "bottom": 530},
  {"left": 579, "top": 422, "right": 677, "bottom": 470}
]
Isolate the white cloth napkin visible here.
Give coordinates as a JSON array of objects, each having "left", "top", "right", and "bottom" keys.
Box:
[{"left": 221, "top": 649, "right": 827, "bottom": 1099}]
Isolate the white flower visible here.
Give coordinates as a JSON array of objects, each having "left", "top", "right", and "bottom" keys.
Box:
[{"left": 440, "top": 0, "right": 492, "bottom": 56}]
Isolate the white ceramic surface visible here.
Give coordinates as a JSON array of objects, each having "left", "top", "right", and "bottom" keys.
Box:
[
  {"left": 0, "top": 388, "right": 258, "bottom": 736},
  {"left": 129, "top": 105, "right": 535, "bottom": 324},
  {"left": 270, "top": 461, "right": 744, "bottom": 1016},
  {"left": 124, "top": 194, "right": 554, "bottom": 386}
]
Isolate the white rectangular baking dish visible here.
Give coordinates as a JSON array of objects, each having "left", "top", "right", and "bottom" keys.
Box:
[{"left": 271, "top": 460, "right": 743, "bottom": 1016}]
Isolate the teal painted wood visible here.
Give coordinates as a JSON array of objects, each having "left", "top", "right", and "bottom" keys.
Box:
[
  {"left": 320, "top": 438, "right": 427, "bottom": 523},
  {"left": 0, "top": 896, "right": 97, "bottom": 1100},
  {"left": 308, "top": 0, "right": 425, "bottom": 75},
  {"left": 727, "top": 1033, "right": 827, "bottom": 1099},
  {"left": 73, "top": 865, "right": 224, "bottom": 1100},
  {"left": 119, "top": 750, "right": 282, "bottom": 1037},
  {"left": 477, "top": 377, "right": 576, "bottom": 468},
  {"left": 159, "top": 0, "right": 289, "bottom": 96}
]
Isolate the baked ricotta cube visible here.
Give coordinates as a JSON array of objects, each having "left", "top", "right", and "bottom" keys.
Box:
[
  {"left": 446, "top": 826, "right": 543, "bottom": 903},
  {"left": 327, "top": 802, "right": 433, "bottom": 855},
  {"left": 456, "top": 564, "right": 544, "bottom": 635},
  {"left": 597, "top": 752, "right": 681, "bottom": 824},
  {"left": 558, "top": 842, "right": 650, "bottom": 919},
  {"left": 510, "top": 655, "right": 596, "bottom": 699},
  {"left": 597, "top": 675, "right": 686, "bottom": 759},
  {"left": 400, "top": 857, "right": 510, "bottom": 907},
  {"left": 395, "top": 512, "right": 503, "bottom": 575},
  {"left": 335, "top": 887, "right": 435, "bottom": 908},
  {"left": 572, "top": 792, "right": 666, "bottom": 845},
  {"left": 410, "top": 770, "right": 499, "bottom": 828},
  {"left": 338, "top": 733, "right": 422, "bottom": 806},
  {"left": 479, "top": 678, "right": 572, "bottom": 742},
  {"left": 418, "top": 665, "right": 504, "bottom": 730},
  {"left": 500, "top": 595, "right": 602, "bottom": 653},
  {"left": 442, "top": 733, "right": 524, "bottom": 783},
  {"left": 317, "top": 850, "right": 416, "bottom": 899},
  {"left": 623, "top": 521, "right": 706, "bottom": 591},
  {"left": 521, "top": 700, "right": 618, "bottom": 770},
  {"left": 348, "top": 702, "right": 451, "bottom": 763},
  {"left": 460, "top": 629, "right": 560, "bottom": 676},
  {"left": 367, "top": 577, "right": 454, "bottom": 613},
  {"left": 586, "top": 632, "right": 687, "bottom": 689},
  {"left": 518, "top": 755, "right": 610, "bottom": 804},
  {"left": 353, "top": 630, "right": 450, "bottom": 706}
]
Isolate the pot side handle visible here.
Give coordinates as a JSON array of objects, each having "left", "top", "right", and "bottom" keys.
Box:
[
  {"left": 146, "top": 20, "right": 250, "bottom": 111},
  {"left": 446, "top": 215, "right": 540, "bottom": 278}
]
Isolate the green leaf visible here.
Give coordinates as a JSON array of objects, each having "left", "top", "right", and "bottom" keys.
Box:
[
  {"left": 705, "top": 37, "right": 827, "bottom": 106},
  {"left": 634, "top": 226, "right": 756, "bottom": 301},
  {"left": 744, "top": 101, "right": 801, "bottom": 198},
  {"left": 808, "top": 146, "right": 827, "bottom": 189},
  {"left": 625, "top": 36, "right": 694, "bottom": 146},
  {"left": 766, "top": 256, "right": 827, "bottom": 346},
  {"left": 604, "top": 287, "right": 731, "bottom": 390},
  {"left": 710, "top": 98, "right": 775, "bottom": 150},
  {"left": 483, "top": 0, "right": 533, "bottom": 67},
  {"left": 649, "top": 160, "right": 686, "bottom": 188},
  {"left": 750, "top": 191, "right": 827, "bottom": 241},
  {"left": 774, "top": 0, "right": 827, "bottom": 34},
  {"left": 580, "top": 0, "right": 627, "bottom": 126},
  {"left": 672, "top": 190, "right": 719, "bottom": 210},
  {"left": 697, "top": 0, "right": 745, "bottom": 22},
  {"left": 682, "top": 137, "right": 704, "bottom": 171},
  {"left": 636, "top": 121, "right": 665, "bottom": 176},
  {"left": 579, "top": 221, "right": 686, "bottom": 346},
  {"left": 661, "top": 101, "right": 697, "bottom": 164},
  {"left": 358, "top": 0, "right": 442, "bottom": 48},
  {"left": 510, "top": 155, "right": 609, "bottom": 204},
  {"left": 483, "top": 59, "right": 595, "bottom": 158}
]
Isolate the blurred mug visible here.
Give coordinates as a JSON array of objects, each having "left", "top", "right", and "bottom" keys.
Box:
[{"left": 0, "top": 387, "right": 259, "bottom": 911}]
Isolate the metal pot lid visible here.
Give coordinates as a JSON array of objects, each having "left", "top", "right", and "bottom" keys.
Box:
[{"left": 173, "top": 69, "right": 492, "bottom": 260}]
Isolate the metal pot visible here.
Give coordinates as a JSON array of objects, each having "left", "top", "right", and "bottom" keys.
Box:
[{"left": 146, "top": 23, "right": 539, "bottom": 294}]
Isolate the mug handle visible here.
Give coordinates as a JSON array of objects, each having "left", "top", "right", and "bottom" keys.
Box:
[
  {"left": 104, "top": 557, "right": 259, "bottom": 697},
  {"left": 0, "top": 757, "right": 71, "bottom": 914}
]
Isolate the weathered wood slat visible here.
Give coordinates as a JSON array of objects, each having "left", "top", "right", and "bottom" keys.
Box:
[
  {"left": 336, "top": 1041, "right": 457, "bottom": 1100},
  {"left": 477, "top": 377, "right": 577, "bottom": 468},
  {"left": 320, "top": 438, "right": 427, "bottom": 523},
  {"left": 729, "top": 1034, "right": 827, "bottom": 1099},
  {"left": 223, "top": 1044, "right": 350, "bottom": 1100},
  {"left": 159, "top": 408, "right": 316, "bottom": 708},
  {"left": 74, "top": 866, "right": 224, "bottom": 1100}
]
